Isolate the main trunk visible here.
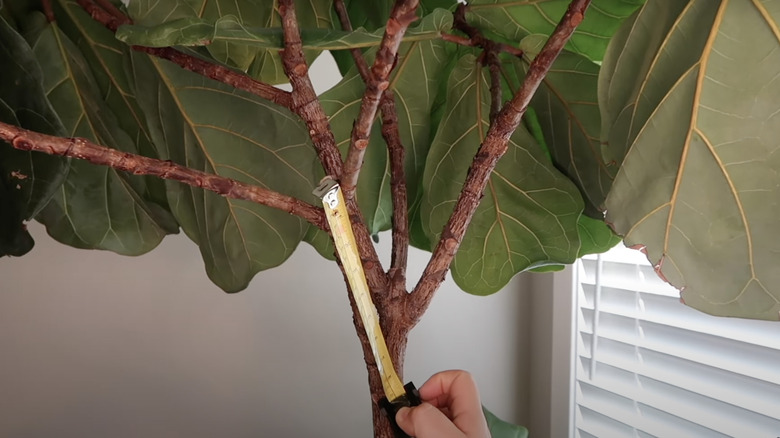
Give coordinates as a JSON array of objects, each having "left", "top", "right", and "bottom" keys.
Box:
[{"left": 366, "top": 325, "right": 409, "bottom": 438}]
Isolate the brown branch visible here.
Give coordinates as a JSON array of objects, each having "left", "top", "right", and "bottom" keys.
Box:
[
  {"left": 408, "top": 0, "right": 592, "bottom": 323},
  {"left": 279, "top": 0, "right": 391, "bottom": 306},
  {"left": 333, "top": 0, "right": 371, "bottom": 81},
  {"left": 380, "top": 92, "right": 409, "bottom": 292},
  {"left": 340, "top": 0, "right": 420, "bottom": 198},
  {"left": 42, "top": 0, "right": 55, "bottom": 22},
  {"left": 0, "top": 122, "right": 326, "bottom": 230},
  {"left": 134, "top": 46, "right": 293, "bottom": 108},
  {"left": 94, "top": 0, "right": 128, "bottom": 25},
  {"left": 334, "top": 0, "right": 409, "bottom": 294},
  {"left": 278, "top": 0, "right": 343, "bottom": 178},
  {"left": 77, "top": 0, "right": 292, "bottom": 108},
  {"left": 76, "top": 0, "right": 123, "bottom": 31}
]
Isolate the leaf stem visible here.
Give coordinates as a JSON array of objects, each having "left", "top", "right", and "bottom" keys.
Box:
[
  {"left": 0, "top": 121, "right": 327, "bottom": 230},
  {"left": 94, "top": 0, "right": 129, "bottom": 25},
  {"left": 333, "top": 0, "right": 372, "bottom": 81},
  {"left": 340, "top": 0, "right": 420, "bottom": 199},
  {"left": 42, "top": 0, "right": 55, "bottom": 23},
  {"left": 452, "top": 4, "right": 507, "bottom": 121},
  {"left": 408, "top": 0, "right": 592, "bottom": 324}
]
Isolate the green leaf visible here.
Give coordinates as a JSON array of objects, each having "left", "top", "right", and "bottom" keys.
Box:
[
  {"left": 483, "top": 406, "right": 529, "bottom": 438},
  {"left": 466, "top": 0, "right": 645, "bottom": 62},
  {"left": 0, "top": 0, "right": 38, "bottom": 31},
  {"left": 328, "top": 0, "right": 394, "bottom": 73},
  {"left": 529, "top": 215, "right": 620, "bottom": 272},
  {"left": 52, "top": 0, "right": 171, "bottom": 211},
  {"left": 408, "top": 43, "right": 468, "bottom": 251},
  {"left": 116, "top": 14, "right": 448, "bottom": 50},
  {"left": 421, "top": 0, "right": 459, "bottom": 14},
  {"left": 578, "top": 214, "right": 620, "bottom": 257},
  {"left": 0, "top": 15, "right": 68, "bottom": 256},
  {"left": 422, "top": 54, "right": 583, "bottom": 294},
  {"left": 306, "top": 10, "right": 454, "bottom": 255},
  {"left": 523, "top": 107, "right": 552, "bottom": 163},
  {"left": 602, "top": 0, "right": 780, "bottom": 320},
  {"left": 27, "top": 17, "right": 174, "bottom": 255},
  {"left": 127, "top": 0, "right": 332, "bottom": 85},
  {"left": 512, "top": 35, "right": 614, "bottom": 216},
  {"left": 131, "top": 52, "right": 321, "bottom": 292}
]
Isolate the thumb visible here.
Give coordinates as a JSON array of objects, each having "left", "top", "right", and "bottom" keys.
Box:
[{"left": 396, "top": 403, "right": 465, "bottom": 438}]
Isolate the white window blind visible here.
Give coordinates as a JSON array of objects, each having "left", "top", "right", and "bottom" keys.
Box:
[{"left": 573, "top": 245, "right": 780, "bottom": 438}]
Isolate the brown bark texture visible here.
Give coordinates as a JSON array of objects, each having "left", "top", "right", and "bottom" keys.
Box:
[{"left": 0, "top": 122, "right": 326, "bottom": 230}]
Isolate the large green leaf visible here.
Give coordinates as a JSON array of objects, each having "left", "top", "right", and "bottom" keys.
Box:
[
  {"left": 421, "top": 54, "right": 583, "bottom": 294},
  {"left": 306, "top": 10, "right": 454, "bottom": 255},
  {"left": 602, "top": 0, "right": 780, "bottom": 320},
  {"left": 27, "top": 16, "right": 175, "bottom": 255},
  {"left": 131, "top": 52, "right": 321, "bottom": 292},
  {"left": 466, "top": 0, "right": 645, "bottom": 62},
  {"left": 512, "top": 34, "right": 613, "bottom": 216},
  {"left": 127, "top": 0, "right": 332, "bottom": 84},
  {"left": 53, "top": 0, "right": 170, "bottom": 209},
  {"left": 116, "top": 14, "right": 447, "bottom": 50},
  {"left": 0, "top": 15, "right": 68, "bottom": 257}
]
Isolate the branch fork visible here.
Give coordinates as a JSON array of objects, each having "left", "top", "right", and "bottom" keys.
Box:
[{"left": 5, "top": 2, "right": 594, "bottom": 437}]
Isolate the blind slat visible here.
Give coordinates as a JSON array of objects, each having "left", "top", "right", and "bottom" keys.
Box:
[{"left": 574, "top": 245, "right": 780, "bottom": 437}]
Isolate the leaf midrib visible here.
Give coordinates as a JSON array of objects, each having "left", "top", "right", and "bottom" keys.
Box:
[
  {"left": 63, "top": 1, "right": 153, "bottom": 146},
  {"left": 150, "top": 57, "right": 253, "bottom": 266}
]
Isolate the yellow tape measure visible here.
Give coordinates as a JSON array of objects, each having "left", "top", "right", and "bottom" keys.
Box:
[{"left": 314, "top": 177, "right": 407, "bottom": 402}]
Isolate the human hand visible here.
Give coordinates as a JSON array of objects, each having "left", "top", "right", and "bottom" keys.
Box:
[{"left": 395, "top": 370, "right": 490, "bottom": 438}]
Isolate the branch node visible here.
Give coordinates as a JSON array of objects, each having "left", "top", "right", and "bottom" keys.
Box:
[
  {"left": 355, "top": 139, "right": 369, "bottom": 150},
  {"left": 293, "top": 63, "right": 308, "bottom": 76},
  {"left": 444, "top": 238, "right": 458, "bottom": 252}
]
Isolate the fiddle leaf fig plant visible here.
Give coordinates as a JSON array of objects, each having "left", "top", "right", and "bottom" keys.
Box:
[{"left": 2, "top": 0, "right": 779, "bottom": 436}]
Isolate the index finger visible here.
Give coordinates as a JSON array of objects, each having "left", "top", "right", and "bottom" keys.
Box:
[{"left": 418, "top": 370, "right": 488, "bottom": 437}]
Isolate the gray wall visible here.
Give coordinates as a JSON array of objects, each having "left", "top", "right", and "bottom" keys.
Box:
[{"left": 0, "top": 224, "right": 532, "bottom": 437}]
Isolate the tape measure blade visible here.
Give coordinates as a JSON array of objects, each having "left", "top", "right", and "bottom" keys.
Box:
[{"left": 317, "top": 180, "right": 406, "bottom": 402}]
